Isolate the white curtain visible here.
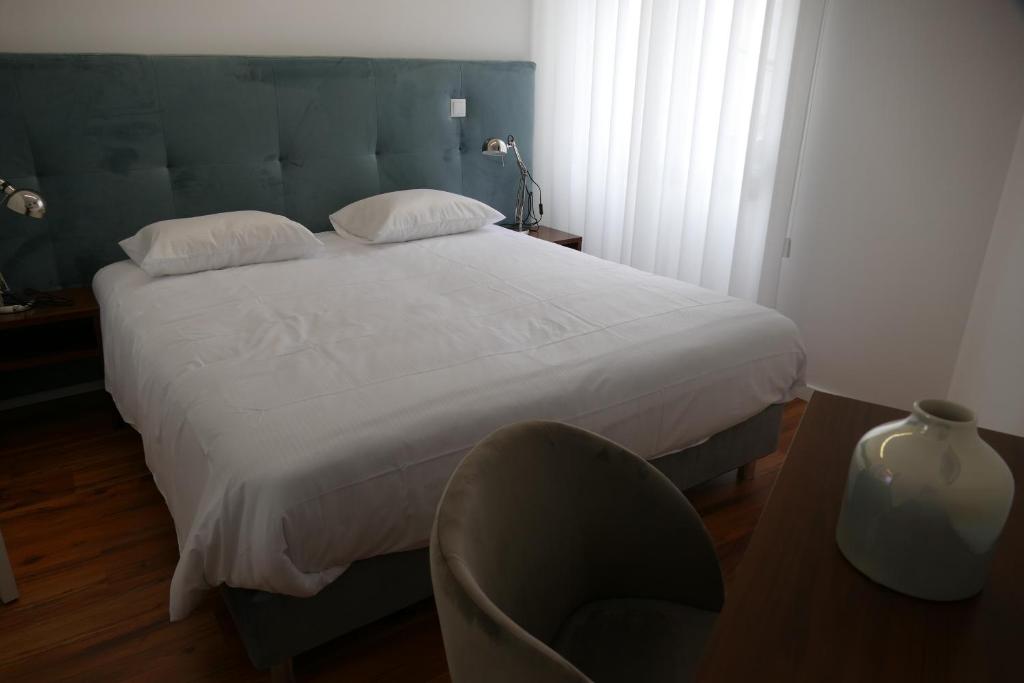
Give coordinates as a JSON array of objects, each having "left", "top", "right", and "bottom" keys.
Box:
[{"left": 532, "top": 0, "right": 802, "bottom": 302}]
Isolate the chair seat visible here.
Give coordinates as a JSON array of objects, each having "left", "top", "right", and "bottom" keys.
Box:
[{"left": 552, "top": 598, "right": 718, "bottom": 683}]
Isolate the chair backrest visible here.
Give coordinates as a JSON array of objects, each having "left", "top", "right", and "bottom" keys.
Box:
[{"left": 430, "top": 420, "right": 723, "bottom": 682}]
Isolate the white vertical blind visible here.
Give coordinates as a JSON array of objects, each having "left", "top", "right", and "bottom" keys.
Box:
[{"left": 532, "top": 0, "right": 802, "bottom": 302}]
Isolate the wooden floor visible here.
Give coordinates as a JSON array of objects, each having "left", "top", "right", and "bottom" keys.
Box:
[{"left": 0, "top": 393, "right": 805, "bottom": 682}]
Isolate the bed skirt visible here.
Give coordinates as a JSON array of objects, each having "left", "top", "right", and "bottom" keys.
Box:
[{"left": 222, "top": 403, "right": 784, "bottom": 670}]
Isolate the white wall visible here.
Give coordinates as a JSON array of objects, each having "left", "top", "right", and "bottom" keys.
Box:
[
  {"left": 0, "top": 0, "right": 531, "bottom": 60},
  {"left": 948, "top": 114, "right": 1024, "bottom": 436},
  {"left": 776, "top": 0, "right": 1024, "bottom": 410}
]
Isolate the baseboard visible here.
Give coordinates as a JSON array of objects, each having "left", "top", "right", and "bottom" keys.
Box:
[
  {"left": 0, "top": 381, "right": 105, "bottom": 411},
  {"left": 792, "top": 385, "right": 816, "bottom": 402}
]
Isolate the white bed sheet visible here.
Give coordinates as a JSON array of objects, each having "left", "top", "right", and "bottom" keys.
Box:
[{"left": 93, "top": 226, "right": 805, "bottom": 619}]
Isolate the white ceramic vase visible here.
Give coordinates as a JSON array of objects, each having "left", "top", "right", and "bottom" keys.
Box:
[{"left": 836, "top": 399, "right": 1014, "bottom": 601}]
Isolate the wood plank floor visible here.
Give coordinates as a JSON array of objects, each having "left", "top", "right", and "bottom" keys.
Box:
[{"left": 0, "top": 393, "right": 805, "bottom": 682}]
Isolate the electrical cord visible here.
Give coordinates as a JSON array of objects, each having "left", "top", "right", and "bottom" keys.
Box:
[
  {"left": 502, "top": 168, "right": 544, "bottom": 230},
  {"left": 0, "top": 288, "right": 73, "bottom": 309},
  {"left": 518, "top": 167, "right": 544, "bottom": 228},
  {"left": 23, "top": 289, "right": 74, "bottom": 307},
  {"left": 1, "top": 274, "right": 72, "bottom": 308}
]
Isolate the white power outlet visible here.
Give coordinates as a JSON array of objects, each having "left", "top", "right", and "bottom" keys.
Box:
[{"left": 450, "top": 98, "right": 467, "bottom": 118}]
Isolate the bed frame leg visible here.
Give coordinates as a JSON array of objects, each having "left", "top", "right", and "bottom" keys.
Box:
[
  {"left": 737, "top": 460, "right": 757, "bottom": 481},
  {"left": 270, "top": 657, "right": 295, "bottom": 683}
]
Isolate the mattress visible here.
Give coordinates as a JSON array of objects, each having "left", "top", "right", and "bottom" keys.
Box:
[{"left": 93, "top": 226, "right": 805, "bottom": 619}]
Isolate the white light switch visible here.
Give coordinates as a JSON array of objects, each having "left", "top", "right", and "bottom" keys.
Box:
[{"left": 450, "top": 98, "right": 466, "bottom": 118}]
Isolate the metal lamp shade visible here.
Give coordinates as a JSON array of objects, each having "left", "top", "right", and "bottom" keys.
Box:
[
  {"left": 5, "top": 188, "right": 46, "bottom": 219},
  {"left": 481, "top": 137, "right": 509, "bottom": 156}
]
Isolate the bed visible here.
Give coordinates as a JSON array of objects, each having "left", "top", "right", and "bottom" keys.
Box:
[
  {"left": 94, "top": 224, "right": 804, "bottom": 619},
  {"left": 3, "top": 53, "right": 805, "bottom": 673}
]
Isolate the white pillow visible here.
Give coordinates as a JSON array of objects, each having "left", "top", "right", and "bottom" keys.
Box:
[
  {"left": 330, "top": 189, "right": 504, "bottom": 244},
  {"left": 120, "top": 210, "right": 323, "bottom": 277}
]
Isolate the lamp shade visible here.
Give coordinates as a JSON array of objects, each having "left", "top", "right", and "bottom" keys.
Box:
[
  {"left": 1, "top": 178, "right": 46, "bottom": 219},
  {"left": 481, "top": 137, "right": 509, "bottom": 156},
  {"left": 5, "top": 188, "right": 46, "bottom": 219}
]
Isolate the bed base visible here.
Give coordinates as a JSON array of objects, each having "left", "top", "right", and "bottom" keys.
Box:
[
  {"left": 737, "top": 460, "right": 758, "bottom": 480},
  {"left": 223, "top": 403, "right": 785, "bottom": 673}
]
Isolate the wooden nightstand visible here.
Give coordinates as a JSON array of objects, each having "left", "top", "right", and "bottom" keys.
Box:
[
  {"left": 527, "top": 226, "right": 583, "bottom": 251},
  {"left": 0, "top": 287, "right": 102, "bottom": 605},
  {"left": 0, "top": 287, "right": 101, "bottom": 375}
]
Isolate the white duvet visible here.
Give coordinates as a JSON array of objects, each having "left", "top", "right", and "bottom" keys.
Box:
[{"left": 93, "top": 226, "right": 805, "bottom": 619}]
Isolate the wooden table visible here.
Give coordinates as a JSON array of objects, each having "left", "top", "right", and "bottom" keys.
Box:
[{"left": 698, "top": 392, "right": 1023, "bottom": 682}]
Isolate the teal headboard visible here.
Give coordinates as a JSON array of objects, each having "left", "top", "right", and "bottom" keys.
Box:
[{"left": 0, "top": 54, "right": 534, "bottom": 289}]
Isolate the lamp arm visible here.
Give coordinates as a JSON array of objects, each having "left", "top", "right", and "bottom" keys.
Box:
[{"left": 507, "top": 139, "right": 530, "bottom": 178}]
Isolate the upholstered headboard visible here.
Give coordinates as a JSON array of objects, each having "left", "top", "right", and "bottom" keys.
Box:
[{"left": 0, "top": 54, "right": 534, "bottom": 289}]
